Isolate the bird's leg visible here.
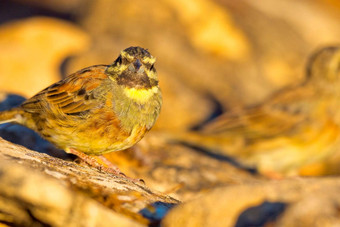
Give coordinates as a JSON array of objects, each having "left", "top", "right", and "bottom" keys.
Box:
[
  {"left": 97, "top": 155, "right": 124, "bottom": 175},
  {"left": 65, "top": 148, "right": 124, "bottom": 176},
  {"left": 98, "top": 155, "right": 145, "bottom": 184}
]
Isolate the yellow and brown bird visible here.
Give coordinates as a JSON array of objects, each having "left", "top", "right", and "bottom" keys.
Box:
[
  {"left": 175, "top": 46, "right": 340, "bottom": 177},
  {"left": 0, "top": 46, "right": 162, "bottom": 174}
]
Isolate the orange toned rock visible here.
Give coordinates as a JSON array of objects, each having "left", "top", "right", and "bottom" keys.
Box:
[
  {"left": 162, "top": 0, "right": 250, "bottom": 60},
  {"left": 105, "top": 130, "right": 262, "bottom": 201},
  {"left": 0, "top": 17, "right": 90, "bottom": 97},
  {"left": 0, "top": 137, "right": 178, "bottom": 226},
  {"left": 162, "top": 177, "right": 340, "bottom": 227}
]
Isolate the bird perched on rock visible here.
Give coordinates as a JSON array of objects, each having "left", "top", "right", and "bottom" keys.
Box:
[
  {"left": 0, "top": 46, "right": 162, "bottom": 175},
  {"left": 175, "top": 46, "right": 340, "bottom": 177}
]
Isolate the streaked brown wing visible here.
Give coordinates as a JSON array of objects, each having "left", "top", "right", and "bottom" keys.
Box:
[
  {"left": 202, "top": 86, "right": 315, "bottom": 139},
  {"left": 21, "top": 65, "right": 109, "bottom": 115}
]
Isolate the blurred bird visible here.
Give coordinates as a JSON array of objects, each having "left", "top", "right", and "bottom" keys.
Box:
[
  {"left": 174, "top": 46, "right": 340, "bottom": 177},
  {"left": 0, "top": 46, "right": 162, "bottom": 176}
]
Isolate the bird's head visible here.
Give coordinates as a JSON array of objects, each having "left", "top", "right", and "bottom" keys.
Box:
[
  {"left": 306, "top": 46, "right": 340, "bottom": 94},
  {"left": 307, "top": 46, "right": 340, "bottom": 83},
  {"left": 106, "top": 46, "right": 158, "bottom": 89}
]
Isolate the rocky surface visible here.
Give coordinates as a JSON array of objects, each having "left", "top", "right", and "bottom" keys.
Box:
[
  {"left": 0, "top": 138, "right": 177, "bottom": 226},
  {"left": 163, "top": 177, "right": 340, "bottom": 227}
]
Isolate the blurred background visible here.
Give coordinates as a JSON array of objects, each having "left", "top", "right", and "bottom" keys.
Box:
[
  {"left": 1, "top": 0, "right": 340, "bottom": 129},
  {"left": 1, "top": 0, "right": 340, "bottom": 199}
]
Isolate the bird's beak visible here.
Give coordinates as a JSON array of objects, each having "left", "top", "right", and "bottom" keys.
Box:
[
  {"left": 134, "top": 59, "right": 142, "bottom": 71},
  {"left": 128, "top": 59, "right": 144, "bottom": 73}
]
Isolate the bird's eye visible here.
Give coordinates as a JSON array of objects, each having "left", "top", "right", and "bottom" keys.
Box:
[
  {"left": 116, "top": 56, "right": 122, "bottom": 65},
  {"left": 150, "top": 64, "right": 155, "bottom": 71}
]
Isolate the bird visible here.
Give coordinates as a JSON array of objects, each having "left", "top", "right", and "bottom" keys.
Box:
[
  {"left": 174, "top": 46, "right": 340, "bottom": 177},
  {"left": 0, "top": 46, "right": 162, "bottom": 175}
]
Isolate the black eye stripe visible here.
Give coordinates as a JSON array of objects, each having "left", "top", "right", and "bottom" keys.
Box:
[
  {"left": 114, "top": 53, "right": 155, "bottom": 71},
  {"left": 141, "top": 62, "right": 154, "bottom": 70},
  {"left": 116, "top": 56, "right": 122, "bottom": 64}
]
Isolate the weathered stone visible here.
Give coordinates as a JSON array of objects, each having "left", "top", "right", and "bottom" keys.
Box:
[
  {"left": 0, "top": 138, "right": 178, "bottom": 226},
  {"left": 162, "top": 177, "right": 340, "bottom": 227}
]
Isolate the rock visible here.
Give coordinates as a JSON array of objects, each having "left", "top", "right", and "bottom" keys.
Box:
[
  {"left": 0, "top": 17, "right": 90, "bottom": 97},
  {"left": 0, "top": 138, "right": 178, "bottom": 226},
  {"left": 104, "top": 132, "right": 262, "bottom": 201},
  {"left": 0, "top": 159, "right": 143, "bottom": 227},
  {"left": 162, "top": 177, "right": 340, "bottom": 227}
]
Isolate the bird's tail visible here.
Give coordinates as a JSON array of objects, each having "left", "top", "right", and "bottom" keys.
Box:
[{"left": 0, "top": 108, "right": 22, "bottom": 124}]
